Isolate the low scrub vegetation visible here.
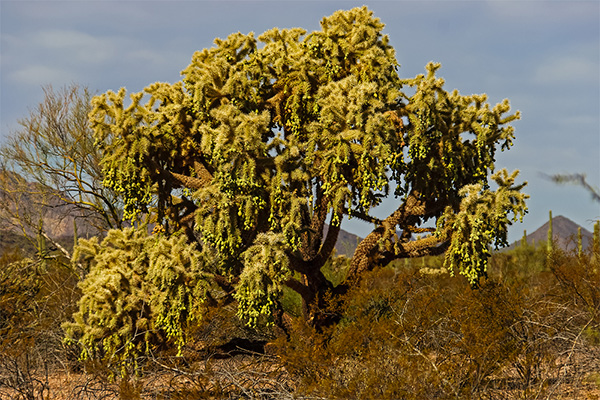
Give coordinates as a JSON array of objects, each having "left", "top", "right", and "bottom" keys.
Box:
[
  {"left": 1, "top": 242, "right": 598, "bottom": 399},
  {"left": 277, "top": 244, "right": 600, "bottom": 399}
]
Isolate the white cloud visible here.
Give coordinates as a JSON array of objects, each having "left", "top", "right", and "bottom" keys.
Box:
[
  {"left": 533, "top": 55, "right": 599, "bottom": 86},
  {"left": 9, "top": 65, "right": 78, "bottom": 87},
  {"left": 32, "top": 29, "right": 115, "bottom": 64},
  {"left": 129, "top": 49, "right": 165, "bottom": 65},
  {"left": 2, "top": 28, "right": 175, "bottom": 88},
  {"left": 485, "top": 1, "right": 599, "bottom": 25}
]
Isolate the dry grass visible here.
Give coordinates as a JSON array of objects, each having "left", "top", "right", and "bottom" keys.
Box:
[{"left": 1, "top": 350, "right": 598, "bottom": 400}]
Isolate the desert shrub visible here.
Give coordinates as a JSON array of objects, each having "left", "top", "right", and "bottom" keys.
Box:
[
  {"left": 276, "top": 267, "right": 463, "bottom": 399},
  {"left": 280, "top": 286, "right": 304, "bottom": 319},
  {"left": 276, "top": 250, "right": 600, "bottom": 399},
  {"left": 0, "top": 250, "right": 40, "bottom": 340},
  {"left": 321, "top": 252, "right": 352, "bottom": 287},
  {"left": 549, "top": 247, "right": 600, "bottom": 327},
  {"left": 490, "top": 243, "right": 548, "bottom": 283},
  {"left": 0, "top": 248, "right": 80, "bottom": 399},
  {"left": 4, "top": 229, "right": 599, "bottom": 398}
]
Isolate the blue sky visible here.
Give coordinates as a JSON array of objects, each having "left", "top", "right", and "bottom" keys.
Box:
[{"left": 1, "top": 0, "right": 599, "bottom": 243}]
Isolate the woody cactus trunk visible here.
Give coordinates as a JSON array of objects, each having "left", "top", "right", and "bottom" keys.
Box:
[{"left": 71, "top": 7, "right": 527, "bottom": 359}]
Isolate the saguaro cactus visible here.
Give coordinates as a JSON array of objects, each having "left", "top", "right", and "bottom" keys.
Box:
[
  {"left": 73, "top": 220, "right": 78, "bottom": 250},
  {"left": 577, "top": 226, "right": 582, "bottom": 257},
  {"left": 37, "top": 218, "right": 46, "bottom": 255},
  {"left": 547, "top": 210, "right": 553, "bottom": 253},
  {"left": 594, "top": 220, "right": 599, "bottom": 254}
]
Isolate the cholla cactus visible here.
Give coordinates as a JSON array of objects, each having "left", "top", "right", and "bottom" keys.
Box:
[
  {"left": 64, "top": 227, "right": 208, "bottom": 372},
  {"left": 234, "top": 232, "right": 291, "bottom": 327},
  {"left": 441, "top": 169, "right": 527, "bottom": 284},
  {"left": 87, "top": 6, "right": 526, "bottom": 330}
]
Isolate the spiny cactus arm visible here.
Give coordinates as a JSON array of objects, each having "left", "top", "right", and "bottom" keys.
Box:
[
  {"left": 315, "top": 213, "right": 342, "bottom": 265},
  {"left": 234, "top": 232, "right": 293, "bottom": 327},
  {"left": 344, "top": 209, "right": 383, "bottom": 226},
  {"left": 282, "top": 276, "right": 312, "bottom": 304},
  {"left": 441, "top": 169, "right": 528, "bottom": 285}
]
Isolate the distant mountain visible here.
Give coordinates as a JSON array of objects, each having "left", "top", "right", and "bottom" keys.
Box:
[
  {"left": 324, "top": 224, "right": 362, "bottom": 257},
  {"left": 0, "top": 171, "right": 102, "bottom": 256},
  {"left": 0, "top": 229, "right": 35, "bottom": 256},
  {"left": 0, "top": 192, "right": 98, "bottom": 239},
  {"left": 508, "top": 215, "right": 594, "bottom": 251},
  {"left": 334, "top": 227, "right": 362, "bottom": 257}
]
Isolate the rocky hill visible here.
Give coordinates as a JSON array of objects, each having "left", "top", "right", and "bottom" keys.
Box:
[
  {"left": 333, "top": 226, "right": 362, "bottom": 257},
  {"left": 509, "top": 215, "right": 594, "bottom": 251},
  {"left": 0, "top": 171, "right": 102, "bottom": 256}
]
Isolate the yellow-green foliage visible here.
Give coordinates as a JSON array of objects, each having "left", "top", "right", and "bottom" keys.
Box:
[
  {"left": 234, "top": 232, "right": 291, "bottom": 327},
  {"left": 64, "top": 227, "right": 208, "bottom": 371},
  {"left": 440, "top": 169, "right": 528, "bottom": 284},
  {"left": 86, "top": 6, "right": 526, "bottom": 335},
  {"left": 89, "top": 7, "right": 404, "bottom": 244}
]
